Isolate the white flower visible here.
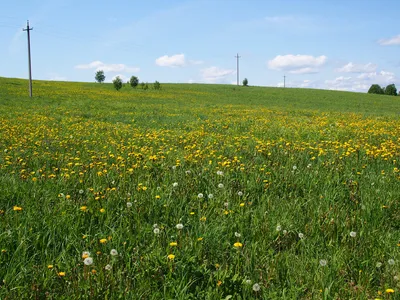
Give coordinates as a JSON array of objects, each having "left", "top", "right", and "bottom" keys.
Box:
[
  {"left": 252, "top": 283, "right": 261, "bottom": 292},
  {"left": 298, "top": 233, "right": 304, "bottom": 239},
  {"left": 59, "top": 193, "right": 65, "bottom": 198},
  {"left": 198, "top": 193, "right": 204, "bottom": 199},
  {"left": 224, "top": 202, "right": 229, "bottom": 207},
  {"left": 79, "top": 189, "right": 84, "bottom": 194},
  {"left": 153, "top": 224, "right": 158, "bottom": 228},
  {"left": 307, "top": 164, "right": 312, "bottom": 168},
  {"left": 105, "top": 264, "right": 112, "bottom": 271},
  {"left": 376, "top": 262, "right": 382, "bottom": 268},
  {"left": 319, "top": 259, "right": 327, "bottom": 267},
  {"left": 217, "top": 171, "right": 224, "bottom": 176},
  {"left": 237, "top": 191, "right": 243, "bottom": 196},
  {"left": 172, "top": 166, "right": 177, "bottom": 170},
  {"left": 218, "top": 183, "right": 224, "bottom": 188},
  {"left": 235, "top": 232, "right": 241, "bottom": 238},
  {"left": 292, "top": 165, "right": 297, "bottom": 171},
  {"left": 388, "top": 259, "right": 395, "bottom": 265},
  {"left": 126, "top": 202, "right": 132, "bottom": 208},
  {"left": 276, "top": 225, "right": 282, "bottom": 232},
  {"left": 84, "top": 257, "right": 93, "bottom": 265},
  {"left": 176, "top": 223, "right": 184, "bottom": 230},
  {"left": 350, "top": 231, "right": 357, "bottom": 238},
  {"left": 185, "top": 170, "right": 191, "bottom": 174},
  {"left": 245, "top": 279, "right": 252, "bottom": 285},
  {"left": 110, "top": 249, "right": 118, "bottom": 256},
  {"left": 283, "top": 230, "right": 287, "bottom": 235},
  {"left": 153, "top": 228, "right": 160, "bottom": 234},
  {"left": 173, "top": 182, "right": 178, "bottom": 187},
  {"left": 208, "top": 194, "right": 213, "bottom": 199}
]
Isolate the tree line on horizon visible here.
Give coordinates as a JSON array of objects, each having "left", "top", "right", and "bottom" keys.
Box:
[
  {"left": 368, "top": 84, "right": 397, "bottom": 96},
  {"left": 94, "top": 70, "right": 161, "bottom": 91}
]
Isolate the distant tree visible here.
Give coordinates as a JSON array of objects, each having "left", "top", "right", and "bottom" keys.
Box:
[
  {"left": 130, "top": 76, "right": 139, "bottom": 88},
  {"left": 384, "top": 84, "right": 397, "bottom": 96},
  {"left": 367, "top": 84, "right": 384, "bottom": 95},
  {"left": 140, "top": 82, "right": 145, "bottom": 89},
  {"left": 144, "top": 82, "right": 149, "bottom": 90},
  {"left": 95, "top": 70, "right": 105, "bottom": 83},
  {"left": 113, "top": 76, "right": 123, "bottom": 91},
  {"left": 153, "top": 81, "right": 161, "bottom": 90},
  {"left": 243, "top": 78, "right": 248, "bottom": 86}
]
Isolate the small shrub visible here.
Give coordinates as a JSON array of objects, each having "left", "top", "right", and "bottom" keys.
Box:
[{"left": 154, "top": 81, "right": 161, "bottom": 90}]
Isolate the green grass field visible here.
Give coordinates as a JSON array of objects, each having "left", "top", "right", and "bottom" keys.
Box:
[{"left": 0, "top": 76, "right": 400, "bottom": 299}]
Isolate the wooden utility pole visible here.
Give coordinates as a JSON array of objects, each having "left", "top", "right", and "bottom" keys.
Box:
[{"left": 23, "top": 20, "right": 33, "bottom": 97}]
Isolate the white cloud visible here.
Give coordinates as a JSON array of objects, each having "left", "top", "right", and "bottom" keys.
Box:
[
  {"left": 268, "top": 54, "right": 327, "bottom": 74},
  {"left": 378, "top": 35, "right": 400, "bottom": 46},
  {"left": 200, "top": 66, "right": 235, "bottom": 83},
  {"left": 75, "top": 61, "right": 140, "bottom": 73},
  {"left": 265, "top": 15, "right": 296, "bottom": 24},
  {"left": 189, "top": 59, "right": 204, "bottom": 65},
  {"left": 155, "top": 54, "right": 185, "bottom": 67},
  {"left": 336, "top": 62, "right": 377, "bottom": 73}
]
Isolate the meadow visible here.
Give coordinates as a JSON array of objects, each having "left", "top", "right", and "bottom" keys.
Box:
[{"left": 0, "top": 76, "right": 399, "bottom": 299}]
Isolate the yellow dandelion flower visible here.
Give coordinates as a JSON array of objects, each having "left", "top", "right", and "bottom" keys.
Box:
[
  {"left": 233, "top": 242, "right": 243, "bottom": 248},
  {"left": 200, "top": 216, "right": 206, "bottom": 221},
  {"left": 386, "top": 289, "right": 395, "bottom": 294},
  {"left": 91, "top": 269, "right": 97, "bottom": 274},
  {"left": 1, "top": 249, "right": 6, "bottom": 253},
  {"left": 155, "top": 195, "right": 161, "bottom": 199},
  {"left": 197, "top": 237, "right": 203, "bottom": 241},
  {"left": 65, "top": 195, "right": 71, "bottom": 199},
  {"left": 217, "top": 280, "right": 222, "bottom": 286},
  {"left": 80, "top": 206, "right": 87, "bottom": 211},
  {"left": 169, "top": 242, "right": 178, "bottom": 247},
  {"left": 99, "top": 238, "right": 107, "bottom": 244},
  {"left": 239, "top": 203, "right": 245, "bottom": 207},
  {"left": 13, "top": 206, "right": 22, "bottom": 211},
  {"left": 100, "top": 208, "right": 105, "bottom": 213},
  {"left": 190, "top": 212, "right": 195, "bottom": 215},
  {"left": 96, "top": 251, "right": 102, "bottom": 255},
  {"left": 47, "top": 265, "right": 53, "bottom": 269},
  {"left": 167, "top": 254, "right": 175, "bottom": 260},
  {"left": 58, "top": 272, "right": 66, "bottom": 277}
]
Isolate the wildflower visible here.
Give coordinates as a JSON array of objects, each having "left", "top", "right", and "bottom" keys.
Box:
[
  {"left": 110, "top": 249, "right": 118, "bottom": 256},
  {"left": 388, "top": 259, "right": 395, "bottom": 265},
  {"left": 169, "top": 242, "right": 178, "bottom": 247},
  {"left": 99, "top": 239, "right": 107, "bottom": 244},
  {"left": 99, "top": 208, "right": 106, "bottom": 213},
  {"left": 197, "top": 237, "right": 203, "bottom": 241},
  {"left": 153, "top": 228, "right": 160, "bottom": 234},
  {"left": 224, "top": 202, "right": 229, "bottom": 207},
  {"left": 84, "top": 257, "right": 93, "bottom": 265},
  {"left": 240, "top": 202, "right": 245, "bottom": 207},
  {"left": 233, "top": 242, "right": 243, "bottom": 248},
  {"left": 167, "top": 254, "right": 175, "bottom": 260},
  {"left": 350, "top": 231, "right": 357, "bottom": 238},
  {"left": 208, "top": 194, "right": 214, "bottom": 199},
  {"left": 79, "top": 189, "right": 84, "bottom": 194},
  {"left": 218, "top": 183, "right": 224, "bottom": 188},
  {"left": 47, "top": 265, "right": 53, "bottom": 269},
  {"left": 176, "top": 223, "right": 184, "bottom": 230},
  {"left": 172, "top": 182, "right": 178, "bottom": 187},
  {"left": 319, "top": 259, "right": 327, "bottom": 267},
  {"left": 80, "top": 206, "right": 87, "bottom": 212},
  {"left": 217, "top": 280, "right": 222, "bottom": 286},
  {"left": 185, "top": 170, "right": 191, "bottom": 174},
  {"left": 217, "top": 171, "right": 223, "bottom": 176},
  {"left": 376, "top": 262, "right": 382, "bottom": 268},
  {"left": 155, "top": 195, "right": 160, "bottom": 199},
  {"left": 292, "top": 165, "right": 297, "bottom": 171},
  {"left": 386, "top": 289, "right": 395, "bottom": 293},
  {"left": 13, "top": 206, "right": 22, "bottom": 211},
  {"left": 82, "top": 251, "right": 90, "bottom": 259},
  {"left": 235, "top": 232, "right": 241, "bottom": 238},
  {"left": 200, "top": 216, "right": 206, "bottom": 221},
  {"left": 58, "top": 272, "right": 66, "bottom": 277},
  {"left": 153, "top": 224, "right": 158, "bottom": 228},
  {"left": 189, "top": 212, "right": 195, "bottom": 215},
  {"left": 252, "top": 283, "right": 261, "bottom": 292},
  {"left": 198, "top": 193, "right": 204, "bottom": 199},
  {"left": 91, "top": 269, "right": 96, "bottom": 274},
  {"left": 65, "top": 195, "right": 71, "bottom": 199},
  {"left": 245, "top": 279, "right": 252, "bottom": 284},
  {"left": 237, "top": 191, "right": 243, "bottom": 196},
  {"left": 126, "top": 202, "right": 132, "bottom": 208},
  {"left": 105, "top": 264, "right": 112, "bottom": 271},
  {"left": 298, "top": 233, "right": 304, "bottom": 239},
  {"left": 283, "top": 230, "right": 287, "bottom": 235},
  {"left": 276, "top": 225, "right": 282, "bottom": 232}
]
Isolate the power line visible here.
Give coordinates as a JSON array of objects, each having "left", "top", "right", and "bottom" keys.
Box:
[
  {"left": 23, "top": 20, "right": 33, "bottom": 98},
  {"left": 235, "top": 53, "right": 240, "bottom": 86}
]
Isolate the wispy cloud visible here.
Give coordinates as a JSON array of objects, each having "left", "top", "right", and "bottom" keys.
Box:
[
  {"left": 378, "top": 35, "right": 400, "bottom": 46},
  {"left": 75, "top": 61, "right": 140, "bottom": 73},
  {"left": 335, "top": 62, "right": 377, "bottom": 73},
  {"left": 268, "top": 54, "right": 327, "bottom": 74},
  {"left": 200, "top": 66, "right": 235, "bottom": 83},
  {"left": 155, "top": 54, "right": 185, "bottom": 67}
]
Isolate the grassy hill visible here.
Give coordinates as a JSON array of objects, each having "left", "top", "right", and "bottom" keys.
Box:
[{"left": 0, "top": 77, "right": 399, "bottom": 299}]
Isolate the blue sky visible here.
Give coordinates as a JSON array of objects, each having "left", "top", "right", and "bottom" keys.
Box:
[{"left": 1, "top": 0, "right": 400, "bottom": 92}]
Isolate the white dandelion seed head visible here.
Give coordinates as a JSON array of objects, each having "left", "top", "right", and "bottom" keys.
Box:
[
  {"left": 350, "top": 231, "right": 357, "bottom": 238},
  {"left": 176, "top": 223, "right": 184, "bottom": 230},
  {"left": 245, "top": 279, "right": 252, "bottom": 285},
  {"left": 79, "top": 189, "right": 84, "bottom": 194},
  {"left": 82, "top": 251, "right": 90, "bottom": 257},
  {"left": 388, "top": 259, "right": 395, "bottom": 265},
  {"left": 198, "top": 193, "right": 204, "bottom": 199},
  {"left": 83, "top": 257, "right": 93, "bottom": 265},
  {"left": 172, "top": 165, "right": 177, "bottom": 170},
  {"left": 235, "top": 232, "right": 241, "bottom": 238},
  {"left": 105, "top": 264, "right": 112, "bottom": 271},
  {"left": 153, "top": 228, "right": 160, "bottom": 234},
  {"left": 60, "top": 193, "right": 65, "bottom": 198},
  {"left": 153, "top": 224, "right": 158, "bottom": 228},
  {"left": 110, "top": 249, "right": 118, "bottom": 256},
  {"left": 293, "top": 165, "right": 297, "bottom": 170},
  {"left": 218, "top": 183, "right": 224, "bottom": 189},
  {"left": 283, "top": 230, "right": 287, "bottom": 235},
  {"left": 126, "top": 202, "right": 133, "bottom": 208},
  {"left": 208, "top": 194, "right": 213, "bottom": 199},
  {"left": 298, "top": 233, "right": 304, "bottom": 239},
  {"left": 224, "top": 202, "right": 229, "bottom": 207},
  {"left": 217, "top": 171, "right": 224, "bottom": 176},
  {"left": 307, "top": 164, "right": 312, "bottom": 168},
  {"left": 319, "top": 259, "right": 327, "bottom": 267},
  {"left": 252, "top": 283, "right": 261, "bottom": 292},
  {"left": 172, "top": 182, "right": 178, "bottom": 187},
  {"left": 185, "top": 170, "right": 191, "bottom": 174},
  {"left": 237, "top": 191, "right": 243, "bottom": 197},
  {"left": 376, "top": 262, "right": 382, "bottom": 268},
  {"left": 276, "top": 225, "right": 282, "bottom": 232}
]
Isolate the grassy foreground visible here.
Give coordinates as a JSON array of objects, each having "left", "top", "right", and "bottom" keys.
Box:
[{"left": 0, "top": 77, "right": 400, "bottom": 299}]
